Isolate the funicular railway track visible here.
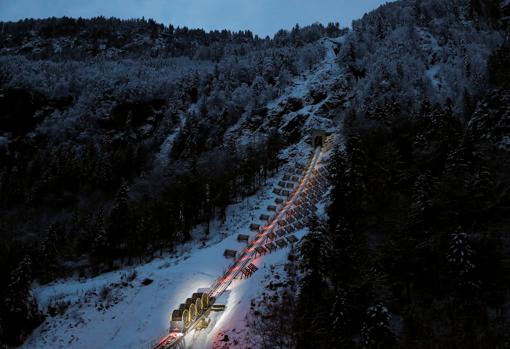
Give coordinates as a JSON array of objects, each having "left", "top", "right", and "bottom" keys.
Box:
[{"left": 148, "top": 139, "right": 332, "bottom": 349}]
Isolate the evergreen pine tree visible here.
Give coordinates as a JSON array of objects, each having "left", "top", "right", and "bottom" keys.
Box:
[
  {"left": 2, "top": 256, "right": 43, "bottom": 345},
  {"left": 447, "top": 227, "right": 478, "bottom": 290},
  {"left": 40, "top": 223, "right": 59, "bottom": 264},
  {"left": 108, "top": 181, "right": 130, "bottom": 254},
  {"left": 345, "top": 134, "right": 367, "bottom": 227},
  {"left": 91, "top": 209, "right": 109, "bottom": 264},
  {"left": 295, "top": 228, "right": 331, "bottom": 348},
  {"left": 328, "top": 165, "right": 348, "bottom": 226},
  {"left": 329, "top": 290, "right": 351, "bottom": 347},
  {"left": 408, "top": 173, "right": 434, "bottom": 234},
  {"left": 361, "top": 303, "right": 395, "bottom": 349}
]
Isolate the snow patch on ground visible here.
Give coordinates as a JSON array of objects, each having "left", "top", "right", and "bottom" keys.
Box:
[
  {"left": 425, "top": 64, "right": 442, "bottom": 89},
  {"left": 0, "top": 135, "right": 9, "bottom": 146},
  {"left": 154, "top": 112, "right": 186, "bottom": 167},
  {"left": 500, "top": 135, "right": 510, "bottom": 150}
]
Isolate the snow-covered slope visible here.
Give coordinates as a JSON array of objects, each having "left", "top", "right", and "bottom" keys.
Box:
[
  {"left": 19, "top": 40, "right": 341, "bottom": 349},
  {"left": 21, "top": 156, "right": 294, "bottom": 349},
  {"left": 20, "top": 146, "right": 327, "bottom": 349},
  {"left": 224, "top": 37, "right": 344, "bottom": 150}
]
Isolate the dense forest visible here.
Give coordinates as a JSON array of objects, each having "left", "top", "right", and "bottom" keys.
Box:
[
  {"left": 0, "top": 18, "right": 344, "bottom": 346},
  {"left": 289, "top": 1, "right": 510, "bottom": 348},
  {"left": 293, "top": 59, "right": 510, "bottom": 348},
  {"left": 1, "top": 0, "right": 509, "bottom": 347}
]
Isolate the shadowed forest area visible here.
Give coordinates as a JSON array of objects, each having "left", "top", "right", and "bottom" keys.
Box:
[
  {"left": 1, "top": 0, "right": 510, "bottom": 347},
  {"left": 290, "top": 1, "right": 510, "bottom": 348}
]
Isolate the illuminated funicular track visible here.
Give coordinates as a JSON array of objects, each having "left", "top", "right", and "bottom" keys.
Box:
[{"left": 149, "top": 139, "right": 332, "bottom": 349}]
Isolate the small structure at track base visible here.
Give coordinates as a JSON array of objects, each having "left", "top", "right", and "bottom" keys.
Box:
[
  {"left": 223, "top": 249, "right": 237, "bottom": 258},
  {"left": 260, "top": 214, "right": 271, "bottom": 221},
  {"left": 237, "top": 234, "right": 250, "bottom": 243}
]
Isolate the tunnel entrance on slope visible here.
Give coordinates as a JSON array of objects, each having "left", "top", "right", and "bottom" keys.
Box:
[{"left": 311, "top": 129, "right": 327, "bottom": 148}]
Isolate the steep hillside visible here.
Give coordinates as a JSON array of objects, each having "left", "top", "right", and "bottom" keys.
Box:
[
  {"left": 282, "top": 1, "right": 510, "bottom": 349},
  {"left": 14, "top": 39, "right": 342, "bottom": 349},
  {"left": 0, "top": 0, "right": 509, "bottom": 347},
  {"left": 0, "top": 19, "right": 345, "bottom": 346}
]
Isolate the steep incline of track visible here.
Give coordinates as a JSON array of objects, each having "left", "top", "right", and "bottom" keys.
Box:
[
  {"left": 208, "top": 146, "right": 321, "bottom": 299},
  {"left": 151, "top": 145, "right": 327, "bottom": 349}
]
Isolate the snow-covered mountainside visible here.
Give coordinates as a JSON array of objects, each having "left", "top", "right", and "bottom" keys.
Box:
[
  {"left": 2, "top": 0, "right": 510, "bottom": 348},
  {"left": 17, "top": 38, "right": 341, "bottom": 349},
  {"left": 0, "top": 21, "right": 345, "bottom": 346}
]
